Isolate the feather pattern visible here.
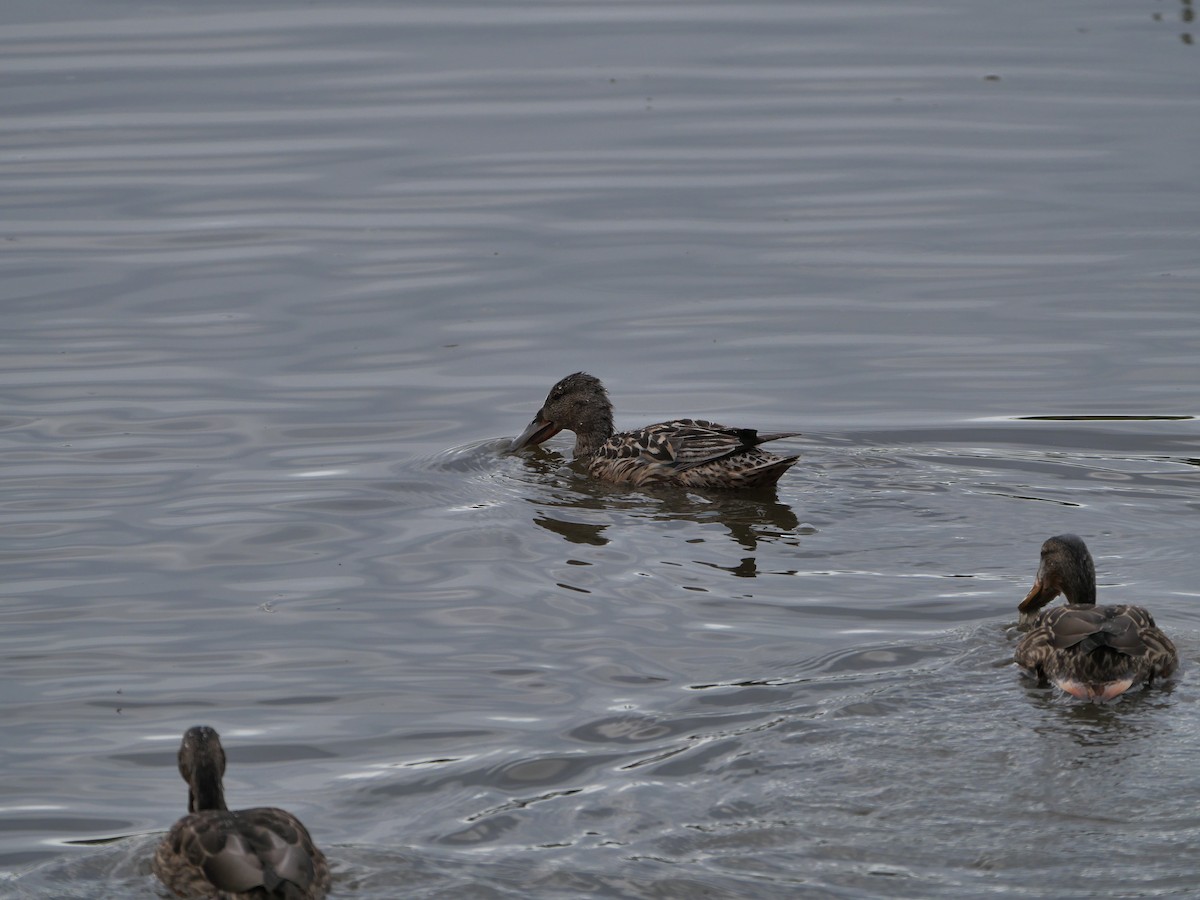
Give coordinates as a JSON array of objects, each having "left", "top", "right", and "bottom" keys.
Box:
[
  {"left": 153, "top": 727, "right": 330, "bottom": 900},
  {"left": 1014, "top": 535, "right": 1177, "bottom": 701},
  {"left": 510, "top": 374, "right": 799, "bottom": 489}
]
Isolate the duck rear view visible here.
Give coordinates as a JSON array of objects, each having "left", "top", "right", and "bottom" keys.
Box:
[
  {"left": 1014, "top": 534, "right": 1177, "bottom": 702},
  {"left": 509, "top": 372, "right": 800, "bottom": 489},
  {"left": 154, "top": 726, "right": 330, "bottom": 900}
]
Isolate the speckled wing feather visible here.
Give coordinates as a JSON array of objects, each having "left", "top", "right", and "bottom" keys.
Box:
[
  {"left": 1042, "top": 605, "right": 1145, "bottom": 655},
  {"left": 1015, "top": 604, "right": 1178, "bottom": 695},
  {"left": 155, "top": 808, "right": 329, "bottom": 899},
  {"left": 601, "top": 420, "right": 796, "bottom": 469},
  {"left": 587, "top": 419, "right": 800, "bottom": 488}
]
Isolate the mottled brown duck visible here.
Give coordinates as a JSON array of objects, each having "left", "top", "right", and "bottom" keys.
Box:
[
  {"left": 1014, "top": 534, "right": 1177, "bottom": 702},
  {"left": 509, "top": 372, "right": 800, "bottom": 489},
  {"left": 153, "top": 726, "right": 330, "bottom": 900}
]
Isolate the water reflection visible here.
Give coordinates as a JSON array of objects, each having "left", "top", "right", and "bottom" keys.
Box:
[
  {"left": 532, "top": 514, "right": 607, "bottom": 546},
  {"left": 532, "top": 492, "right": 806, "bottom": 554},
  {"left": 518, "top": 447, "right": 809, "bottom": 554},
  {"left": 5, "top": 0, "right": 1200, "bottom": 892},
  {"left": 699, "top": 556, "right": 765, "bottom": 578},
  {"left": 652, "top": 490, "right": 807, "bottom": 553}
]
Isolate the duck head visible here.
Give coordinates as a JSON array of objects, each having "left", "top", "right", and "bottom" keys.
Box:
[
  {"left": 1018, "top": 533, "right": 1098, "bottom": 614},
  {"left": 509, "top": 372, "right": 614, "bottom": 453}
]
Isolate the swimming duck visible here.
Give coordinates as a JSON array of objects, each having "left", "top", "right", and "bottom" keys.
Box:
[
  {"left": 1014, "top": 534, "right": 1177, "bottom": 701},
  {"left": 153, "top": 726, "right": 330, "bottom": 900},
  {"left": 509, "top": 372, "right": 800, "bottom": 489}
]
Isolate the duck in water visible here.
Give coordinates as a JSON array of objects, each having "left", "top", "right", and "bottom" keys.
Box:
[
  {"left": 510, "top": 372, "right": 800, "bottom": 489},
  {"left": 1014, "top": 534, "right": 1177, "bottom": 701},
  {"left": 153, "top": 726, "right": 330, "bottom": 899}
]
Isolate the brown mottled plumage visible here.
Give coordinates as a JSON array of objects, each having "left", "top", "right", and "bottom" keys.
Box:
[
  {"left": 1014, "top": 535, "right": 1177, "bottom": 702},
  {"left": 153, "top": 726, "right": 330, "bottom": 900},
  {"left": 509, "top": 372, "right": 800, "bottom": 489}
]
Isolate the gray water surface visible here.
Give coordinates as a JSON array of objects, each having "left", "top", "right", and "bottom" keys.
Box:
[{"left": 2, "top": 0, "right": 1198, "bottom": 897}]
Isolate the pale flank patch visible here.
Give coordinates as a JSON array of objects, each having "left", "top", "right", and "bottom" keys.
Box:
[{"left": 1056, "top": 678, "right": 1135, "bottom": 702}]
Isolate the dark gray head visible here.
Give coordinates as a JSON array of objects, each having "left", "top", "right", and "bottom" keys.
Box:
[
  {"left": 509, "top": 372, "right": 615, "bottom": 454},
  {"left": 178, "top": 725, "right": 228, "bottom": 813},
  {"left": 1018, "top": 533, "right": 1097, "bottom": 614}
]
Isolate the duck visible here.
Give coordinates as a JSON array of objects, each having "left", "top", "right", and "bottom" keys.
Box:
[
  {"left": 1014, "top": 534, "right": 1177, "bottom": 702},
  {"left": 153, "top": 726, "right": 330, "bottom": 900},
  {"left": 509, "top": 372, "right": 800, "bottom": 489}
]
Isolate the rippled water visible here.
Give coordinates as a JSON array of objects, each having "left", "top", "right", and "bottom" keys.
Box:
[{"left": 3, "top": 0, "right": 1198, "bottom": 897}]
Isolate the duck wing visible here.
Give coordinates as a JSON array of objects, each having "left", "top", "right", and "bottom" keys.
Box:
[
  {"left": 160, "top": 807, "right": 327, "bottom": 898},
  {"left": 611, "top": 419, "right": 798, "bottom": 470},
  {"left": 1044, "top": 604, "right": 1165, "bottom": 657},
  {"left": 1045, "top": 606, "right": 1138, "bottom": 655},
  {"left": 1015, "top": 599, "right": 1178, "bottom": 701}
]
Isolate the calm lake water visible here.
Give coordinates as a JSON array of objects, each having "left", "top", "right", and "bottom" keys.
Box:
[{"left": 2, "top": 0, "right": 1198, "bottom": 897}]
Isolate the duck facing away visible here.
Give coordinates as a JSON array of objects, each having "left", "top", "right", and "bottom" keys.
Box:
[
  {"left": 1014, "top": 534, "right": 1177, "bottom": 702},
  {"left": 509, "top": 372, "right": 800, "bottom": 489},
  {"left": 153, "top": 726, "right": 330, "bottom": 900}
]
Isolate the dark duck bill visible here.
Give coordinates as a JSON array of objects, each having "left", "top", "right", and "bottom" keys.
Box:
[{"left": 510, "top": 411, "right": 562, "bottom": 451}]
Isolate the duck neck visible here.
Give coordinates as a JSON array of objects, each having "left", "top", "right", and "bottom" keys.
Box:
[
  {"left": 572, "top": 410, "right": 614, "bottom": 458},
  {"left": 574, "top": 430, "right": 610, "bottom": 458},
  {"left": 1060, "top": 562, "right": 1097, "bottom": 606},
  {"left": 189, "top": 768, "right": 228, "bottom": 813},
  {"left": 1063, "top": 581, "right": 1096, "bottom": 606}
]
